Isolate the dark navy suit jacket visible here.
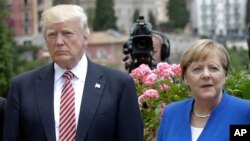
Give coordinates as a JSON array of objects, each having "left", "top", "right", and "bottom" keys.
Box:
[
  {"left": 0, "top": 97, "right": 6, "bottom": 140},
  {"left": 3, "top": 60, "right": 143, "bottom": 141}
]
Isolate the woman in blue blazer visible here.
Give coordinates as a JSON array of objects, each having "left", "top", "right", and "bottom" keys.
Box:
[{"left": 157, "top": 39, "right": 250, "bottom": 141}]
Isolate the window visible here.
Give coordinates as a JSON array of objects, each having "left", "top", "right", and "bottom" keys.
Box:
[
  {"left": 24, "top": 0, "right": 28, "bottom": 5},
  {"left": 24, "top": 26, "right": 29, "bottom": 35},
  {"left": 96, "top": 48, "right": 107, "bottom": 58},
  {"left": 38, "top": 0, "right": 44, "bottom": 5},
  {"left": 24, "top": 12, "right": 29, "bottom": 23}
]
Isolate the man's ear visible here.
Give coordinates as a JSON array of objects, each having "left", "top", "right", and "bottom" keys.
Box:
[
  {"left": 83, "top": 33, "right": 90, "bottom": 40},
  {"left": 83, "top": 34, "right": 90, "bottom": 46},
  {"left": 82, "top": 34, "right": 90, "bottom": 48}
]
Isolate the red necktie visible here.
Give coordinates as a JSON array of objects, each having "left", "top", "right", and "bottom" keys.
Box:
[{"left": 59, "top": 71, "right": 76, "bottom": 141}]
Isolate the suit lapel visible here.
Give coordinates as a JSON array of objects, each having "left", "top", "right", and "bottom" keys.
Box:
[
  {"left": 35, "top": 64, "right": 56, "bottom": 141},
  {"left": 76, "top": 61, "right": 106, "bottom": 141}
]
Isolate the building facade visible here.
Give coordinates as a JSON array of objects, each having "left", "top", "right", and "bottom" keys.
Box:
[
  {"left": 8, "top": 0, "right": 170, "bottom": 45},
  {"left": 190, "top": 0, "right": 247, "bottom": 38},
  {"left": 8, "top": 0, "right": 52, "bottom": 46},
  {"left": 7, "top": 0, "right": 171, "bottom": 71},
  {"left": 79, "top": 0, "right": 169, "bottom": 33}
]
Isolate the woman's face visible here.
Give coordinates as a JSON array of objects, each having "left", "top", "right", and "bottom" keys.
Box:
[{"left": 183, "top": 54, "right": 226, "bottom": 102}]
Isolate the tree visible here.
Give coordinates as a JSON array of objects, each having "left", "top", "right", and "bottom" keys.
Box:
[
  {"left": 0, "top": 0, "right": 15, "bottom": 97},
  {"left": 167, "top": 0, "right": 189, "bottom": 29},
  {"left": 86, "top": 8, "right": 95, "bottom": 30},
  {"left": 53, "top": 0, "right": 73, "bottom": 5},
  {"left": 133, "top": 9, "right": 140, "bottom": 22},
  {"left": 148, "top": 10, "right": 156, "bottom": 29},
  {"left": 245, "top": 0, "right": 250, "bottom": 26},
  {"left": 14, "top": 44, "right": 47, "bottom": 75},
  {"left": 93, "top": 0, "right": 117, "bottom": 31}
]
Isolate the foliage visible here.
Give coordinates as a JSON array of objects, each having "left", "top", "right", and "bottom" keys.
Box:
[
  {"left": 86, "top": 8, "right": 95, "bottom": 29},
  {"left": 225, "top": 67, "right": 250, "bottom": 100},
  {"left": 148, "top": 11, "right": 156, "bottom": 29},
  {"left": 53, "top": 0, "right": 73, "bottom": 5},
  {"left": 15, "top": 60, "right": 46, "bottom": 75},
  {"left": 0, "top": 33, "right": 47, "bottom": 97},
  {"left": 157, "top": 21, "right": 175, "bottom": 32},
  {"left": 167, "top": 0, "right": 189, "bottom": 29},
  {"left": 130, "top": 63, "right": 189, "bottom": 141},
  {"left": 93, "top": 0, "right": 117, "bottom": 31},
  {"left": 0, "top": 0, "right": 15, "bottom": 97},
  {"left": 14, "top": 44, "right": 47, "bottom": 75},
  {"left": 226, "top": 47, "right": 249, "bottom": 68},
  {"left": 133, "top": 9, "right": 140, "bottom": 22},
  {"left": 130, "top": 63, "right": 250, "bottom": 141},
  {"left": 246, "top": 0, "right": 250, "bottom": 25}
]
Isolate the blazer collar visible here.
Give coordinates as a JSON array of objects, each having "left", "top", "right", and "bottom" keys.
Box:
[
  {"left": 35, "top": 64, "right": 56, "bottom": 141},
  {"left": 35, "top": 60, "right": 106, "bottom": 141},
  {"left": 75, "top": 60, "right": 106, "bottom": 141}
]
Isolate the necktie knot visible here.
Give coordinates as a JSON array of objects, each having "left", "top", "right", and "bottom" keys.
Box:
[{"left": 63, "top": 71, "right": 74, "bottom": 80}]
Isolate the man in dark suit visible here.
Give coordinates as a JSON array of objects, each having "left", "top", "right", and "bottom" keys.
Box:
[
  {"left": 0, "top": 97, "right": 6, "bottom": 140},
  {"left": 3, "top": 4, "right": 143, "bottom": 141}
]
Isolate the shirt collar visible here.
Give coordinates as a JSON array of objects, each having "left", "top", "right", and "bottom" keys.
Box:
[{"left": 54, "top": 54, "right": 88, "bottom": 82}]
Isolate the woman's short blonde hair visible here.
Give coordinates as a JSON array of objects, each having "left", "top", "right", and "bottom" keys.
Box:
[
  {"left": 41, "top": 4, "right": 90, "bottom": 37},
  {"left": 180, "top": 39, "right": 230, "bottom": 79}
]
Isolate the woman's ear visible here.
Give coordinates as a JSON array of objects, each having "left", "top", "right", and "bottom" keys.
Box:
[{"left": 183, "top": 76, "right": 188, "bottom": 85}]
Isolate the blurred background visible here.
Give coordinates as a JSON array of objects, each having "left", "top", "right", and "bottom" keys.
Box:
[{"left": 0, "top": 0, "right": 249, "bottom": 97}]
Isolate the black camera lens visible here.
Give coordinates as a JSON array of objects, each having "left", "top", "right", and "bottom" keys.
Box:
[
  {"left": 132, "top": 36, "right": 153, "bottom": 53},
  {"left": 135, "top": 38, "right": 147, "bottom": 49}
]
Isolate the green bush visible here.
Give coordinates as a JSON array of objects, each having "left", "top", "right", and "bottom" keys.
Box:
[{"left": 225, "top": 68, "right": 250, "bottom": 99}]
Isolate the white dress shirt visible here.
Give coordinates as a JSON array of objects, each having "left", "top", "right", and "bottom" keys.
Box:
[
  {"left": 191, "top": 126, "right": 203, "bottom": 141},
  {"left": 54, "top": 54, "right": 88, "bottom": 141}
]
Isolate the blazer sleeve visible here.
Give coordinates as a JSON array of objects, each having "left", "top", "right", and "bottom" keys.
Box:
[
  {"left": 117, "top": 76, "right": 144, "bottom": 141},
  {"left": 3, "top": 81, "right": 21, "bottom": 141},
  {"left": 0, "top": 97, "right": 6, "bottom": 140}
]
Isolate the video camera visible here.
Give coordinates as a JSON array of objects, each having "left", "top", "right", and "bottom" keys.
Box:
[{"left": 123, "top": 16, "right": 154, "bottom": 73}]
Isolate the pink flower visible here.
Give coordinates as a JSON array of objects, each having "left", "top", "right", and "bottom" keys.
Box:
[
  {"left": 144, "top": 73, "right": 158, "bottom": 85},
  {"left": 130, "top": 63, "right": 183, "bottom": 113},
  {"left": 156, "top": 62, "right": 174, "bottom": 77},
  {"left": 171, "top": 64, "right": 182, "bottom": 77},
  {"left": 130, "top": 64, "right": 152, "bottom": 82},
  {"left": 129, "top": 63, "right": 187, "bottom": 141},
  {"left": 143, "top": 89, "right": 159, "bottom": 99},
  {"left": 138, "top": 89, "right": 159, "bottom": 105},
  {"left": 138, "top": 95, "right": 144, "bottom": 107},
  {"left": 159, "top": 84, "right": 170, "bottom": 90}
]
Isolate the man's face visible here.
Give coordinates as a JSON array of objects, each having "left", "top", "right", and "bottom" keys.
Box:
[
  {"left": 45, "top": 20, "right": 88, "bottom": 69},
  {"left": 152, "top": 34, "right": 162, "bottom": 63}
]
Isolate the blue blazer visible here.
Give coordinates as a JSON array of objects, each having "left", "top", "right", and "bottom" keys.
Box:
[
  {"left": 3, "top": 59, "right": 143, "bottom": 141},
  {"left": 157, "top": 91, "right": 250, "bottom": 141}
]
